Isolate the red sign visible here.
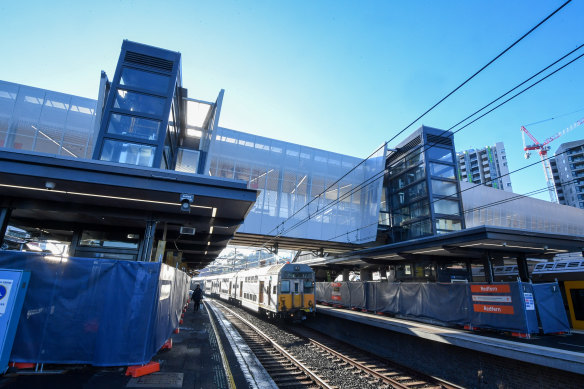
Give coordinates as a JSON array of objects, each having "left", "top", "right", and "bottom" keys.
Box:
[
  {"left": 473, "top": 304, "right": 515, "bottom": 315},
  {"left": 331, "top": 282, "right": 342, "bottom": 301},
  {"left": 470, "top": 284, "right": 511, "bottom": 293}
]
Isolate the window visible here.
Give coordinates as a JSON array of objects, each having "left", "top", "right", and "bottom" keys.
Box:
[
  {"left": 429, "top": 163, "right": 455, "bottom": 179},
  {"left": 114, "top": 89, "right": 166, "bottom": 116},
  {"left": 426, "top": 147, "right": 453, "bottom": 163},
  {"left": 107, "top": 114, "right": 160, "bottom": 141},
  {"left": 280, "top": 280, "right": 290, "bottom": 293},
  {"left": 434, "top": 199, "right": 460, "bottom": 215},
  {"left": 100, "top": 139, "right": 155, "bottom": 167},
  {"left": 435, "top": 218, "right": 462, "bottom": 232},
  {"left": 431, "top": 179, "right": 457, "bottom": 197},
  {"left": 120, "top": 67, "right": 170, "bottom": 94}
]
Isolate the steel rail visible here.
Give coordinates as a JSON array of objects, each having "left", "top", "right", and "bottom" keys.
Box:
[
  {"left": 292, "top": 327, "right": 461, "bottom": 389},
  {"left": 215, "top": 302, "right": 334, "bottom": 389}
]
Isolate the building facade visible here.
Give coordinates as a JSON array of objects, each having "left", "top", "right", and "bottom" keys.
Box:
[
  {"left": 551, "top": 139, "right": 584, "bottom": 209},
  {"left": 456, "top": 142, "right": 513, "bottom": 192}
]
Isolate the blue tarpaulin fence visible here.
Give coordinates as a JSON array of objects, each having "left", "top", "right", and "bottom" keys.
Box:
[
  {"left": 0, "top": 251, "right": 189, "bottom": 366},
  {"left": 317, "top": 280, "right": 570, "bottom": 334}
]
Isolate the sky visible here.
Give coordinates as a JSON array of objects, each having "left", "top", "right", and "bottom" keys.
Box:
[{"left": 1, "top": 0, "right": 583, "bottom": 201}]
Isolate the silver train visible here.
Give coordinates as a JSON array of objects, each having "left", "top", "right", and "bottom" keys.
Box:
[{"left": 193, "top": 262, "right": 316, "bottom": 321}]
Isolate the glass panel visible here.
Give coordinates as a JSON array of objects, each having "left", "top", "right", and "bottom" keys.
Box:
[
  {"left": 388, "top": 148, "right": 424, "bottom": 176},
  {"left": 100, "top": 139, "right": 155, "bottom": 167},
  {"left": 280, "top": 280, "right": 290, "bottom": 293},
  {"left": 391, "top": 181, "right": 427, "bottom": 207},
  {"left": 431, "top": 179, "right": 458, "bottom": 197},
  {"left": 434, "top": 199, "right": 460, "bottom": 215},
  {"left": 113, "top": 89, "right": 165, "bottom": 116},
  {"left": 79, "top": 230, "right": 140, "bottom": 249},
  {"left": 107, "top": 113, "right": 160, "bottom": 141},
  {"left": 390, "top": 164, "right": 425, "bottom": 191},
  {"left": 429, "top": 162, "right": 455, "bottom": 179},
  {"left": 120, "top": 67, "right": 170, "bottom": 94},
  {"left": 393, "top": 199, "right": 430, "bottom": 225},
  {"left": 427, "top": 146, "right": 453, "bottom": 163},
  {"left": 436, "top": 219, "right": 462, "bottom": 232}
]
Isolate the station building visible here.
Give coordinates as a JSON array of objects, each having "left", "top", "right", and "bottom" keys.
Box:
[{"left": 1, "top": 40, "right": 584, "bottom": 277}]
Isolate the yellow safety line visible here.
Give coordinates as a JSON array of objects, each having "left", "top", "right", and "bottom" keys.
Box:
[{"left": 204, "top": 301, "right": 237, "bottom": 389}]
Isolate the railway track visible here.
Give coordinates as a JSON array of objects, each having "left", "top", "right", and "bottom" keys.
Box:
[
  {"left": 213, "top": 300, "right": 461, "bottom": 389},
  {"left": 214, "top": 302, "right": 334, "bottom": 388},
  {"left": 290, "top": 325, "right": 461, "bottom": 389}
]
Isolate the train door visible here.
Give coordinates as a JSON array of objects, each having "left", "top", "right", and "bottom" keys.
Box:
[
  {"left": 268, "top": 281, "right": 272, "bottom": 305},
  {"left": 240, "top": 281, "right": 243, "bottom": 297},
  {"left": 291, "top": 280, "right": 303, "bottom": 308},
  {"left": 259, "top": 281, "right": 264, "bottom": 304},
  {"left": 229, "top": 281, "right": 232, "bottom": 297}
]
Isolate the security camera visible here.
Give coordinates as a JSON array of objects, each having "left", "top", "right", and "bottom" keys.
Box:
[{"left": 180, "top": 194, "right": 194, "bottom": 213}]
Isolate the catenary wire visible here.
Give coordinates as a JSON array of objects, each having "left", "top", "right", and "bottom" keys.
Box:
[
  {"left": 252, "top": 45, "right": 584, "bottom": 248},
  {"left": 258, "top": 1, "right": 571, "bottom": 242}
]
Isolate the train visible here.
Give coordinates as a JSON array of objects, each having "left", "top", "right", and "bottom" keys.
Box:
[{"left": 193, "top": 262, "right": 316, "bottom": 321}]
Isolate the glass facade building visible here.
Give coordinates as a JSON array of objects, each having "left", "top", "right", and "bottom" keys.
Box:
[
  {"left": 383, "top": 126, "right": 465, "bottom": 242},
  {"left": 0, "top": 81, "right": 97, "bottom": 159},
  {"left": 208, "top": 127, "right": 385, "bottom": 243}
]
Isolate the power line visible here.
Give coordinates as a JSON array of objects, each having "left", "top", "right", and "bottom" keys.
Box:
[
  {"left": 252, "top": 42, "right": 584, "bottom": 247},
  {"left": 257, "top": 1, "right": 571, "bottom": 247}
]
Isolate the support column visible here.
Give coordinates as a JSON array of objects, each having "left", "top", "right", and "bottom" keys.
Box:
[
  {"left": 342, "top": 269, "right": 351, "bottom": 282},
  {"left": 0, "top": 208, "right": 12, "bottom": 248},
  {"left": 517, "top": 253, "right": 530, "bottom": 282},
  {"left": 359, "top": 269, "right": 372, "bottom": 281},
  {"left": 141, "top": 220, "right": 158, "bottom": 262},
  {"left": 483, "top": 251, "right": 494, "bottom": 284}
]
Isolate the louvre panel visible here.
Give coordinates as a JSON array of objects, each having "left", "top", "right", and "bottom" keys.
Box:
[
  {"left": 387, "top": 136, "right": 421, "bottom": 164},
  {"left": 427, "top": 134, "right": 452, "bottom": 146},
  {"left": 124, "top": 51, "right": 174, "bottom": 72}
]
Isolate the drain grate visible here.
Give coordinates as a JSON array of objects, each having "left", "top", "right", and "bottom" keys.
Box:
[{"left": 126, "top": 372, "right": 184, "bottom": 388}]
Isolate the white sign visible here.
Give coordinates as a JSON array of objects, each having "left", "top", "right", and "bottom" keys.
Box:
[
  {"left": 0, "top": 279, "right": 14, "bottom": 315},
  {"left": 524, "top": 292, "right": 535, "bottom": 310},
  {"left": 472, "top": 295, "right": 512, "bottom": 303}
]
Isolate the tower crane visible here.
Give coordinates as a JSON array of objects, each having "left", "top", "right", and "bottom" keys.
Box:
[{"left": 521, "top": 117, "right": 584, "bottom": 203}]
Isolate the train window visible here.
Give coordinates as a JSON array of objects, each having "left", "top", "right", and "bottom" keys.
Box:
[
  {"left": 304, "top": 281, "right": 314, "bottom": 293},
  {"left": 281, "top": 281, "right": 290, "bottom": 293},
  {"left": 294, "top": 283, "right": 299, "bottom": 293},
  {"left": 570, "top": 289, "right": 584, "bottom": 321},
  {"left": 273, "top": 286, "right": 277, "bottom": 294}
]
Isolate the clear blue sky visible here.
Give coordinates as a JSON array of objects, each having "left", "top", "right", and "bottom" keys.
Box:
[{"left": 1, "top": 1, "right": 583, "bottom": 200}]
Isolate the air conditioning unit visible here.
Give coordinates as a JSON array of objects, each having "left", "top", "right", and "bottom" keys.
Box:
[{"left": 180, "top": 226, "right": 196, "bottom": 235}]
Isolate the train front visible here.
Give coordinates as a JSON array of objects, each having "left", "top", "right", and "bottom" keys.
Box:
[{"left": 277, "top": 263, "right": 316, "bottom": 321}]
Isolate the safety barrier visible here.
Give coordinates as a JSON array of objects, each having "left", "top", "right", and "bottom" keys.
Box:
[
  {"left": 317, "top": 281, "right": 570, "bottom": 335},
  {"left": 0, "top": 251, "right": 189, "bottom": 366}
]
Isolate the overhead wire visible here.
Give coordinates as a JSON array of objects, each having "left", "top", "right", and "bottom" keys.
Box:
[
  {"left": 251, "top": 42, "right": 584, "bottom": 248},
  {"left": 257, "top": 0, "right": 572, "bottom": 247}
]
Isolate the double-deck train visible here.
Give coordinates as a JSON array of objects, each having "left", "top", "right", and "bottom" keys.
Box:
[{"left": 193, "top": 262, "right": 316, "bottom": 321}]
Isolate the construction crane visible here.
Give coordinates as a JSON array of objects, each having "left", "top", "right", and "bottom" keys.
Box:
[{"left": 521, "top": 117, "right": 584, "bottom": 203}]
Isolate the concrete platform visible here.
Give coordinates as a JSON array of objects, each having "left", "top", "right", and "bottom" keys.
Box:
[
  {"left": 0, "top": 300, "right": 274, "bottom": 389},
  {"left": 315, "top": 303, "right": 584, "bottom": 375}
]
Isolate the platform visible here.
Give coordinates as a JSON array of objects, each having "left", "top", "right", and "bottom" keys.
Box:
[
  {"left": 0, "top": 300, "right": 274, "bottom": 389},
  {"left": 314, "top": 303, "right": 584, "bottom": 375}
]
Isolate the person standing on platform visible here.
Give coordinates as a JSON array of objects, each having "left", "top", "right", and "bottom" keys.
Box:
[{"left": 193, "top": 284, "right": 203, "bottom": 312}]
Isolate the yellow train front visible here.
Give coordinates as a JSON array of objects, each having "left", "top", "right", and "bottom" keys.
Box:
[{"left": 199, "top": 262, "right": 316, "bottom": 321}]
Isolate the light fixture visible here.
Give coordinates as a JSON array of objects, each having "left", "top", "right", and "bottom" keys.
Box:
[{"left": 45, "top": 181, "right": 56, "bottom": 190}]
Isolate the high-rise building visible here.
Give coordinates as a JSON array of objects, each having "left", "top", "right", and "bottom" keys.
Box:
[
  {"left": 551, "top": 139, "right": 584, "bottom": 209},
  {"left": 456, "top": 142, "right": 512, "bottom": 192}
]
